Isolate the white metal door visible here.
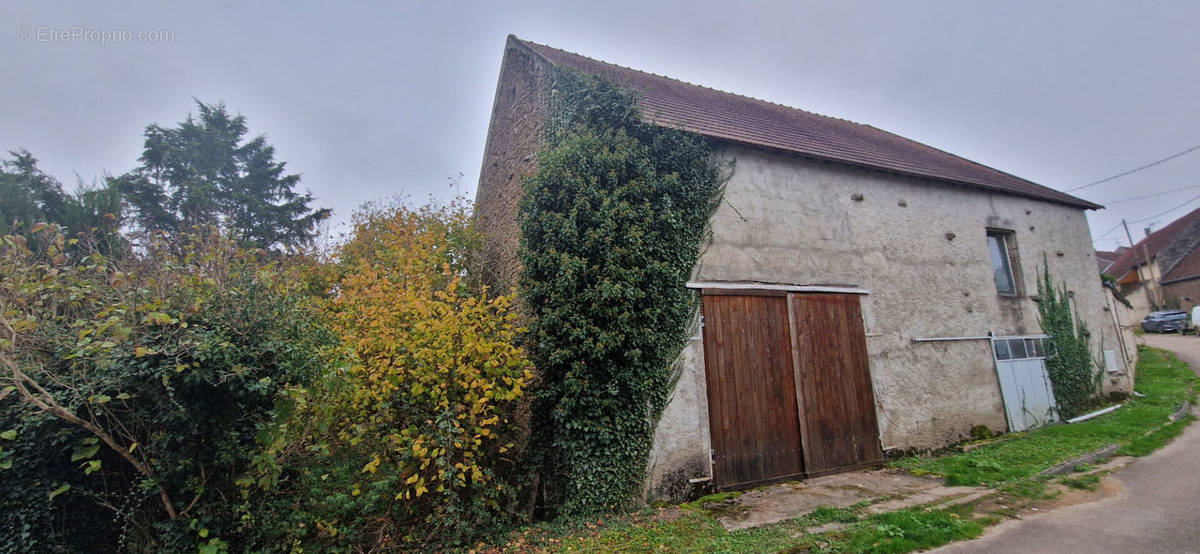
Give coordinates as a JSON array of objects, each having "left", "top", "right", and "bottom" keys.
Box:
[{"left": 992, "top": 336, "right": 1058, "bottom": 432}]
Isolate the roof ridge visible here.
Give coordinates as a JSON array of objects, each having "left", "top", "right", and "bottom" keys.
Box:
[
  {"left": 1108, "top": 206, "right": 1200, "bottom": 274},
  {"left": 506, "top": 35, "right": 1101, "bottom": 211},
  {"left": 511, "top": 36, "right": 869, "bottom": 127},
  {"left": 1155, "top": 212, "right": 1200, "bottom": 276}
]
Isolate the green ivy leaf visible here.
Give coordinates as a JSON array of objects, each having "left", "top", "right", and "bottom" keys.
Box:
[
  {"left": 48, "top": 484, "right": 70, "bottom": 501},
  {"left": 83, "top": 459, "right": 102, "bottom": 475},
  {"left": 0, "top": 429, "right": 16, "bottom": 441},
  {"left": 71, "top": 444, "right": 100, "bottom": 462}
]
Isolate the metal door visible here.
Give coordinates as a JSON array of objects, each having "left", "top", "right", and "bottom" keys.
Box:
[{"left": 991, "top": 335, "right": 1058, "bottom": 432}]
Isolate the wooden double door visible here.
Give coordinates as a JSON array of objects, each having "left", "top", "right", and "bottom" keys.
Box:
[{"left": 701, "top": 290, "right": 883, "bottom": 489}]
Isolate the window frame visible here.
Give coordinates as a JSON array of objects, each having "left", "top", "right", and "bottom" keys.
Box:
[
  {"left": 987, "top": 229, "right": 1020, "bottom": 296},
  {"left": 993, "top": 336, "right": 1049, "bottom": 361}
]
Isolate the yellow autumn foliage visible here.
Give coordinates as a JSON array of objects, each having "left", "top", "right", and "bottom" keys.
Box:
[{"left": 291, "top": 198, "right": 532, "bottom": 545}]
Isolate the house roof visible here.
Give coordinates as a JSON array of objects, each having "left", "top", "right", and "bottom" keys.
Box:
[
  {"left": 1107, "top": 207, "right": 1200, "bottom": 279},
  {"left": 511, "top": 36, "right": 1102, "bottom": 211},
  {"left": 1163, "top": 246, "right": 1200, "bottom": 284},
  {"left": 1095, "top": 249, "right": 1122, "bottom": 273}
]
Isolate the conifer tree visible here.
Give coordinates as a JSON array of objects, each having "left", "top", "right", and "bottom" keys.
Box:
[{"left": 118, "top": 101, "right": 330, "bottom": 250}]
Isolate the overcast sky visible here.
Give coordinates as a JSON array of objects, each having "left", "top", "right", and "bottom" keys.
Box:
[{"left": 4, "top": 1, "right": 1199, "bottom": 249}]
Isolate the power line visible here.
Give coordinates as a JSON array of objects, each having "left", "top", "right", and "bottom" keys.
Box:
[
  {"left": 1091, "top": 191, "right": 1200, "bottom": 245},
  {"left": 1098, "top": 183, "right": 1200, "bottom": 205},
  {"left": 1067, "top": 142, "right": 1200, "bottom": 193},
  {"left": 1091, "top": 221, "right": 1125, "bottom": 243},
  {"left": 1126, "top": 191, "right": 1200, "bottom": 225}
]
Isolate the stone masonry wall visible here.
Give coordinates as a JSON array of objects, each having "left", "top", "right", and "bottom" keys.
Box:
[
  {"left": 474, "top": 37, "right": 555, "bottom": 293},
  {"left": 646, "top": 144, "right": 1131, "bottom": 498}
]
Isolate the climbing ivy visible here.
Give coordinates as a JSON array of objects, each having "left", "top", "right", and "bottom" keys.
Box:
[
  {"left": 519, "top": 67, "right": 728, "bottom": 516},
  {"left": 1036, "top": 256, "right": 1101, "bottom": 417}
]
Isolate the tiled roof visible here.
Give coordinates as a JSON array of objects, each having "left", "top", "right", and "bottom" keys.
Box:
[
  {"left": 512, "top": 36, "right": 1101, "bottom": 211},
  {"left": 1095, "top": 250, "right": 1121, "bottom": 273},
  {"left": 1107, "top": 207, "right": 1200, "bottom": 278},
  {"left": 1163, "top": 246, "right": 1200, "bottom": 283}
]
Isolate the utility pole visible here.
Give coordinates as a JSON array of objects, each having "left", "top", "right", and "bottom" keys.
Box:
[{"left": 1123, "top": 219, "right": 1159, "bottom": 310}]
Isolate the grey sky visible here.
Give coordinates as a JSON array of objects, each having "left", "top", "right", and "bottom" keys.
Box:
[{"left": 4, "top": 1, "right": 1199, "bottom": 248}]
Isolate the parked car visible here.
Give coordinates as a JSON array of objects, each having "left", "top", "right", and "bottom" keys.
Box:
[{"left": 1141, "top": 310, "right": 1189, "bottom": 333}]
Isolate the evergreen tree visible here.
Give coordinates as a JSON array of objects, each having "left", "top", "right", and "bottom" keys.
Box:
[
  {"left": 118, "top": 101, "right": 330, "bottom": 250},
  {"left": 0, "top": 150, "right": 124, "bottom": 253},
  {"left": 0, "top": 150, "right": 70, "bottom": 235}
]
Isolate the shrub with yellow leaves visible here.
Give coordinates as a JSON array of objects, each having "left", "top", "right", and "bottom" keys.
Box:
[{"left": 246, "top": 199, "right": 532, "bottom": 551}]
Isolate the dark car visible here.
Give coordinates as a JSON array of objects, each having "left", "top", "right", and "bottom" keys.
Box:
[{"left": 1141, "top": 310, "right": 1189, "bottom": 333}]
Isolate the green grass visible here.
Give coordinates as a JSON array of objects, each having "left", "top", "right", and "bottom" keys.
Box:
[
  {"left": 1119, "top": 413, "right": 1196, "bottom": 456},
  {"left": 533, "top": 503, "right": 984, "bottom": 553},
  {"left": 997, "top": 478, "right": 1057, "bottom": 501},
  {"left": 892, "top": 347, "right": 1196, "bottom": 486},
  {"left": 1059, "top": 474, "right": 1101, "bottom": 491},
  {"left": 800, "top": 507, "right": 987, "bottom": 554}
]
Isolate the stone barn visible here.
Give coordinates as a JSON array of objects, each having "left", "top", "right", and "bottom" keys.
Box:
[{"left": 474, "top": 35, "right": 1134, "bottom": 498}]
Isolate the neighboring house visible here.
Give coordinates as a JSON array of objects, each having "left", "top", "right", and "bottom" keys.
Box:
[
  {"left": 1105, "top": 208, "right": 1200, "bottom": 321},
  {"left": 1160, "top": 236, "right": 1200, "bottom": 313},
  {"left": 475, "top": 36, "right": 1134, "bottom": 498},
  {"left": 1096, "top": 248, "right": 1124, "bottom": 274}
]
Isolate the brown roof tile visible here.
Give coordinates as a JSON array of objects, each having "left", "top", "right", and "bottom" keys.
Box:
[
  {"left": 1096, "top": 249, "right": 1121, "bottom": 273},
  {"left": 1108, "top": 207, "right": 1200, "bottom": 278},
  {"left": 512, "top": 36, "right": 1101, "bottom": 211},
  {"left": 1163, "top": 246, "right": 1200, "bottom": 283}
]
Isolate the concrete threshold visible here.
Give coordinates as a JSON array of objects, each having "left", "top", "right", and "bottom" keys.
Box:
[{"left": 712, "top": 468, "right": 988, "bottom": 531}]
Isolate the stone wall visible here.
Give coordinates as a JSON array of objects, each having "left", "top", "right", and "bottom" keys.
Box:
[
  {"left": 473, "top": 37, "right": 555, "bottom": 292},
  {"left": 1163, "top": 277, "right": 1200, "bottom": 313},
  {"left": 645, "top": 144, "right": 1132, "bottom": 498}
]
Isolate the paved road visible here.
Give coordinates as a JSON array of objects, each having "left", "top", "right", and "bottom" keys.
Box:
[{"left": 934, "top": 334, "right": 1200, "bottom": 554}]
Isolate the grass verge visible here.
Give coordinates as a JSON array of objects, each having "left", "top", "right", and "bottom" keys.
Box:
[
  {"left": 486, "top": 502, "right": 985, "bottom": 553},
  {"left": 891, "top": 346, "right": 1196, "bottom": 486}
]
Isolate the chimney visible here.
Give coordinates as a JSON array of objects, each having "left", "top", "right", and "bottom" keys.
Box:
[{"left": 1145, "top": 227, "right": 1153, "bottom": 238}]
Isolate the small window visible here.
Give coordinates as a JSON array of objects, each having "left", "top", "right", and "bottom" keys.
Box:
[
  {"left": 987, "top": 231, "right": 1019, "bottom": 295},
  {"left": 994, "top": 339, "right": 1011, "bottom": 360},
  {"left": 1007, "top": 338, "right": 1028, "bottom": 359},
  {"left": 994, "top": 337, "right": 1048, "bottom": 361},
  {"left": 1027, "top": 338, "right": 1046, "bottom": 359}
]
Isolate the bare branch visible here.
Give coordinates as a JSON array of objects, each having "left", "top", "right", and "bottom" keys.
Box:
[{"left": 0, "top": 318, "right": 178, "bottom": 520}]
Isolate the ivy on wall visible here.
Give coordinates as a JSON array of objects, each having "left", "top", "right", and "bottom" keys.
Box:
[
  {"left": 1036, "top": 256, "right": 1101, "bottom": 417},
  {"left": 519, "top": 67, "right": 728, "bottom": 516}
]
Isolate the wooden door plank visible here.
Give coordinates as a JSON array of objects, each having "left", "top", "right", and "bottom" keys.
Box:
[
  {"left": 786, "top": 293, "right": 811, "bottom": 476},
  {"left": 702, "top": 293, "right": 804, "bottom": 488},
  {"left": 790, "top": 293, "right": 883, "bottom": 475}
]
